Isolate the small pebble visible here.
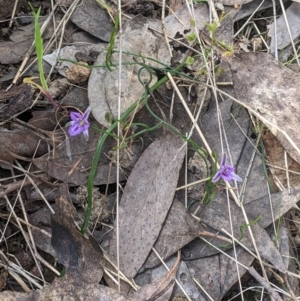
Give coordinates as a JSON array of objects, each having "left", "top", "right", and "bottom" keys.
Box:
[{"left": 17, "top": 12, "right": 33, "bottom": 26}]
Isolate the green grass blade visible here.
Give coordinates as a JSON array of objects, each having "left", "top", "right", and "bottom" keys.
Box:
[{"left": 29, "top": 3, "right": 48, "bottom": 90}]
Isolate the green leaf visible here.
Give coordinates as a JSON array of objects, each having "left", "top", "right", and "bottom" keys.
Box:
[
  {"left": 186, "top": 32, "right": 196, "bottom": 42},
  {"left": 186, "top": 56, "right": 195, "bottom": 65}
]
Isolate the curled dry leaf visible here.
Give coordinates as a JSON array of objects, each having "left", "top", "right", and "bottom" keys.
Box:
[{"left": 109, "top": 134, "right": 185, "bottom": 278}]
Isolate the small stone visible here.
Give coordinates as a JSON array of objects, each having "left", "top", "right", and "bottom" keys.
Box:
[{"left": 17, "top": 12, "right": 33, "bottom": 26}]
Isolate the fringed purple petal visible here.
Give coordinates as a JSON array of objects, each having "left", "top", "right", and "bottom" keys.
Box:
[
  {"left": 83, "top": 106, "right": 92, "bottom": 119},
  {"left": 212, "top": 172, "right": 221, "bottom": 183},
  {"left": 221, "top": 153, "right": 226, "bottom": 167},
  {"left": 65, "top": 121, "right": 75, "bottom": 127},
  {"left": 68, "top": 123, "right": 84, "bottom": 136},
  {"left": 83, "top": 129, "right": 89, "bottom": 141},
  {"left": 70, "top": 111, "right": 83, "bottom": 121},
  {"left": 230, "top": 172, "right": 242, "bottom": 182}
]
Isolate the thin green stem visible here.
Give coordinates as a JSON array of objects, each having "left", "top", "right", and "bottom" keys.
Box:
[{"left": 106, "top": 14, "right": 119, "bottom": 71}]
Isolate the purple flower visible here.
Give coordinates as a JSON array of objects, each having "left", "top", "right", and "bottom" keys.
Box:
[
  {"left": 212, "top": 153, "right": 242, "bottom": 183},
  {"left": 66, "top": 106, "right": 91, "bottom": 140}
]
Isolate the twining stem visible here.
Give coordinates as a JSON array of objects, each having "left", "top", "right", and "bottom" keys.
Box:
[{"left": 80, "top": 61, "right": 187, "bottom": 234}]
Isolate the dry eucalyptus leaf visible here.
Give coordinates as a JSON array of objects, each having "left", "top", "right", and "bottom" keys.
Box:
[
  {"left": 0, "top": 128, "right": 48, "bottom": 169},
  {"left": 143, "top": 200, "right": 202, "bottom": 269},
  {"left": 0, "top": 84, "right": 32, "bottom": 121},
  {"left": 236, "top": 138, "right": 269, "bottom": 202},
  {"left": 131, "top": 255, "right": 180, "bottom": 301},
  {"left": 51, "top": 182, "right": 103, "bottom": 282},
  {"left": 28, "top": 110, "right": 68, "bottom": 131},
  {"left": 198, "top": 193, "right": 286, "bottom": 273},
  {"left": 142, "top": 258, "right": 206, "bottom": 301},
  {"left": 218, "top": 247, "right": 254, "bottom": 299},
  {"left": 0, "top": 22, "right": 36, "bottom": 64},
  {"left": 89, "top": 5, "right": 209, "bottom": 128},
  {"left": 217, "top": 0, "right": 253, "bottom": 7},
  {"left": 186, "top": 246, "right": 254, "bottom": 301},
  {"left": 173, "top": 261, "right": 206, "bottom": 301},
  {"left": 0, "top": 17, "right": 54, "bottom": 64},
  {"left": 185, "top": 186, "right": 300, "bottom": 260},
  {"left": 230, "top": 52, "right": 300, "bottom": 164},
  {"left": 226, "top": 0, "right": 279, "bottom": 22},
  {"left": 61, "top": 86, "right": 90, "bottom": 110},
  {"left": 148, "top": 3, "right": 209, "bottom": 38},
  {"left": 109, "top": 134, "right": 185, "bottom": 278},
  {"left": 69, "top": 0, "right": 113, "bottom": 42},
  {"left": 181, "top": 227, "right": 227, "bottom": 260},
  {"left": 0, "top": 38, "right": 33, "bottom": 65},
  {"left": 244, "top": 186, "right": 300, "bottom": 229},
  {"left": 88, "top": 15, "right": 161, "bottom": 128},
  {"left": 276, "top": 222, "right": 290, "bottom": 270},
  {"left": 181, "top": 182, "right": 300, "bottom": 266},
  {"left": 268, "top": 2, "right": 300, "bottom": 53},
  {"left": 262, "top": 130, "right": 300, "bottom": 190},
  {"left": 2, "top": 183, "right": 110, "bottom": 301},
  {"left": 0, "top": 282, "right": 129, "bottom": 301},
  {"left": 33, "top": 123, "right": 141, "bottom": 185},
  {"left": 279, "top": 220, "right": 300, "bottom": 297},
  {"left": 201, "top": 99, "right": 250, "bottom": 167}
]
